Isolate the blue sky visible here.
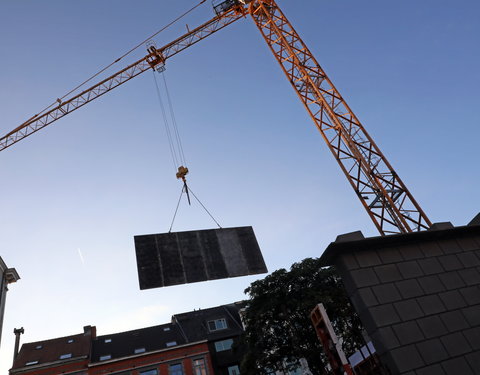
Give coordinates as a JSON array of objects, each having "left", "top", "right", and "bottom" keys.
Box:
[{"left": 1, "top": 0, "right": 479, "bottom": 372}]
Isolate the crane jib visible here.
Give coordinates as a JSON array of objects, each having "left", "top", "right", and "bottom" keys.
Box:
[{"left": 0, "top": 0, "right": 431, "bottom": 235}]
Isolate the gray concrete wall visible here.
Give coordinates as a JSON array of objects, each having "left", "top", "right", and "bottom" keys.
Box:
[{"left": 330, "top": 228, "right": 480, "bottom": 374}]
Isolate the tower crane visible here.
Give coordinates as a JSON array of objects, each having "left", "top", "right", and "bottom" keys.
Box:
[{"left": 0, "top": 0, "right": 432, "bottom": 235}]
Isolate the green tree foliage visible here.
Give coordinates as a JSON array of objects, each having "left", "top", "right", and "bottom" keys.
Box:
[{"left": 240, "top": 258, "right": 363, "bottom": 375}]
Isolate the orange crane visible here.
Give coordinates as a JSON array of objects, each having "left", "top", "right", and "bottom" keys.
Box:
[{"left": 0, "top": 0, "right": 431, "bottom": 235}]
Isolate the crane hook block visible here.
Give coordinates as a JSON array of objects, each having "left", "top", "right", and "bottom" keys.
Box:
[{"left": 176, "top": 166, "right": 189, "bottom": 180}]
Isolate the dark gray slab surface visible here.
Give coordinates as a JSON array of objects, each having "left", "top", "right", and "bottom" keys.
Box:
[{"left": 135, "top": 226, "right": 267, "bottom": 289}]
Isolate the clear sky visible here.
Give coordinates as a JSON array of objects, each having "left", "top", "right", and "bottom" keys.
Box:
[{"left": 1, "top": 0, "right": 479, "bottom": 372}]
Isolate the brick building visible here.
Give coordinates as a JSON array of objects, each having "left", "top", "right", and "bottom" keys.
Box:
[
  {"left": 10, "top": 325, "right": 96, "bottom": 375},
  {"left": 10, "top": 302, "right": 246, "bottom": 375}
]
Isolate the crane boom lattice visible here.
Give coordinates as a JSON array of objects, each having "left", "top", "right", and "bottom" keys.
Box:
[
  {"left": 248, "top": 0, "right": 431, "bottom": 235},
  {"left": 0, "top": 7, "right": 243, "bottom": 152},
  {"left": 0, "top": 0, "right": 431, "bottom": 235}
]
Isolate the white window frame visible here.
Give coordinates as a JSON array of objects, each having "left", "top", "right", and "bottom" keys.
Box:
[
  {"left": 207, "top": 318, "right": 227, "bottom": 331},
  {"left": 214, "top": 338, "right": 234, "bottom": 352},
  {"left": 192, "top": 358, "right": 207, "bottom": 375}
]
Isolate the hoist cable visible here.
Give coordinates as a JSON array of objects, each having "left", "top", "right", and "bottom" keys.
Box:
[
  {"left": 29, "top": 0, "right": 207, "bottom": 122},
  {"left": 188, "top": 186, "right": 222, "bottom": 229},
  {"left": 152, "top": 71, "right": 179, "bottom": 172},
  {"left": 161, "top": 73, "right": 187, "bottom": 167},
  {"left": 169, "top": 185, "right": 186, "bottom": 232}
]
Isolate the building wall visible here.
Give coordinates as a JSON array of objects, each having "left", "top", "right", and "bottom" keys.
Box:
[
  {"left": 88, "top": 343, "right": 213, "bottom": 375},
  {"left": 0, "top": 256, "right": 19, "bottom": 350},
  {"left": 329, "top": 225, "right": 480, "bottom": 374},
  {"left": 0, "top": 258, "right": 8, "bottom": 345}
]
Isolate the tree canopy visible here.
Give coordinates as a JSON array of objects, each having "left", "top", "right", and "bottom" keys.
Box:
[{"left": 240, "top": 258, "right": 363, "bottom": 375}]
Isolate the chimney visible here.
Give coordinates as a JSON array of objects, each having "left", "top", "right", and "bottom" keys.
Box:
[
  {"left": 13, "top": 327, "right": 24, "bottom": 362},
  {"left": 83, "top": 325, "right": 96, "bottom": 338}
]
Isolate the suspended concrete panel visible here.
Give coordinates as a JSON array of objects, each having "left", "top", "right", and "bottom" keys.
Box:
[{"left": 134, "top": 226, "right": 267, "bottom": 289}]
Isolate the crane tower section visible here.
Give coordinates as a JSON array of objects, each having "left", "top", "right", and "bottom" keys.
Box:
[{"left": 241, "top": 0, "right": 431, "bottom": 235}]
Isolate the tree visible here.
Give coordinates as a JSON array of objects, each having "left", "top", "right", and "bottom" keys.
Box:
[{"left": 240, "top": 258, "right": 363, "bottom": 375}]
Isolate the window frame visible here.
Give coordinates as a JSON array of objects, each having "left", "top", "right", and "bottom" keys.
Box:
[
  {"left": 214, "top": 338, "right": 234, "bottom": 352},
  {"left": 227, "top": 365, "right": 240, "bottom": 375},
  {"left": 192, "top": 357, "right": 208, "bottom": 375},
  {"left": 99, "top": 354, "right": 112, "bottom": 361},
  {"left": 207, "top": 318, "right": 227, "bottom": 332},
  {"left": 168, "top": 362, "right": 185, "bottom": 375},
  {"left": 138, "top": 369, "right": 158, "bottom": 375}
]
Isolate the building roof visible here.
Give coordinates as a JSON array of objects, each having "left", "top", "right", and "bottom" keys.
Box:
[
  {"left": 91, "top": 322, "right": 188, "bottom": 363},
  {"left": 11, "top": 326, "right": 95, "bottom": 371},
  {"left": 10, "top": 301, "right": 247, "bottom": 372},
  {"left": 320, "top": 218, "right": 480, "bottom": 266},
  {"left": 173, "top": 302, "right": 245, "bottom": 342}
]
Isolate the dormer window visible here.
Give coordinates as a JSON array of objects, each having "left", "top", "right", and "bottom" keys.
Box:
[
  {"left": 104, "top": 338, "right": 112, "bottom": 343},
  {"left": 35, "top": 345, "right": 42, "bottom": 350},
  {"left": 67, "top": 339, "right": 74, "bottom": 344},
  {"left": 134, "top": 347, "right": 146, "bottom": 354},
  {"left": 166, "top": 341, "right": 177, "bottom": 347},
  {"left": 59, "top": 353, "right": 72, "bottom": 360},
  {"left": 99, "top": 354, "right": 111, "bottom": 361},
  {"left": 208, "top": 318, "right": 227, "bottom": 331},
  {"left": 163, "top": 327, "right": 171, "bottom": 331},
  {"left": 25, "top": 361, "right": 38, "bottom": 366}
]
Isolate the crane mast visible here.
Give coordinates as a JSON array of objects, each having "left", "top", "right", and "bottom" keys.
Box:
[{"left": 0, "top": 0, "right": 431, "bottom": 235}]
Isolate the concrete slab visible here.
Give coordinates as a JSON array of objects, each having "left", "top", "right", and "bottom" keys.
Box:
[{"left": 134, "top": 226, "right": 267, "bottom": 289}]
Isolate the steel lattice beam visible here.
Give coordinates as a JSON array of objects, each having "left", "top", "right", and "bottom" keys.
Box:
[
  {"left": 248, "top": 0, "right": 431, "bottom": 235},
  {"left": 0, "top": 7, "right": 244, "bottom": 152}
]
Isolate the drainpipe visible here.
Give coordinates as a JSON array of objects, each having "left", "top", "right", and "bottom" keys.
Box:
[{"left": 13, "top": 327, "right": 24, "bottom": 363}]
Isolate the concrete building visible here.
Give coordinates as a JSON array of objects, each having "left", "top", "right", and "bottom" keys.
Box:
[
  {"left": 0, "top": 256, "right": 20, "bottom": 348},
  {"left": 320, "top": 216, "right": 480, "bottom": 374}
]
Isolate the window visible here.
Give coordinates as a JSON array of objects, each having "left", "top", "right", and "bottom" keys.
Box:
[
  {"left": 192, "top": 358, "right": 207, "bottom": 375},
  {"left": 166, "top": 341, "right": 177, "bottom": 347},
  {"left": 163, "top": 327, "right": 171, "bottom": 331},
  {"left": 104, "top": 338, "right": 112, "bottom": 343},
  {"left": 35, "top": 345, "right": 42, "bottom": 350},
  {"left": 139, "top": 370, "right": 158, "bottom": 375},
  {"left": 25, "top": 361, "right": 38, "bottom": 366},
  {"left": 99, "top": 354, "right": 111, "bottom": 361},
  {"left": 228, "top": 365, "right": 240, "bottom": 375},
  {"left": 67, "top": 339, "right": 74, "bottom": 343},
  {"left": 169, "top": 363, "right": 184, "bottom": 375},
  {"left": 208, "top": 318, "right": 227, "bottom": 331},
  {"left": 134, "top": 347, "right": 146, "bottom": 354},
  {"left": 59, "top": 353, "right": 72, "bottom": 359},
  {"left": 214, "top": 338, "right": 233, "bottom": 352}
]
